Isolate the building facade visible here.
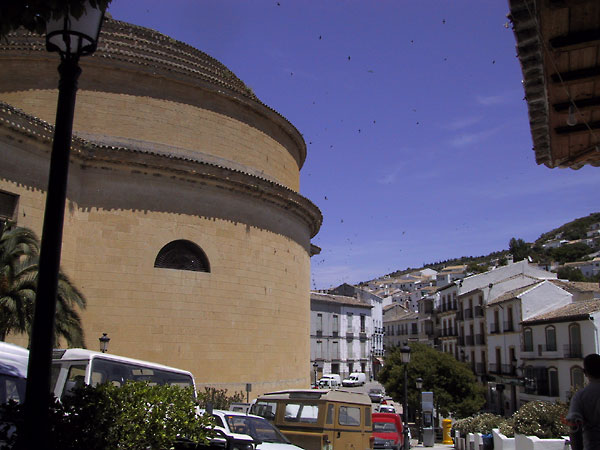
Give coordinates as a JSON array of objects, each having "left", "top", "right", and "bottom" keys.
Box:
[
  {"left": 310, "top": 292, "right": 373, "bottom": 380},
  {"left": 0, "top": 19, "right": 321, "bottom": 395}
]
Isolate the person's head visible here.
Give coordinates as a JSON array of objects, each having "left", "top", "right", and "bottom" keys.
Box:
[{"left": 583, "top": 354, "right": 600, "bottom": 380}]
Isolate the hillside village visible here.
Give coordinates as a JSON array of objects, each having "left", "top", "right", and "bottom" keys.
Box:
[{"left": 310, "top": 214, "right": 600, "bottom": 416}]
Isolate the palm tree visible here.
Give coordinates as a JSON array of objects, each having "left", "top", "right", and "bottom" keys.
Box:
[{"left": 0, "top": 223, "right": 86, "bottom": 347}]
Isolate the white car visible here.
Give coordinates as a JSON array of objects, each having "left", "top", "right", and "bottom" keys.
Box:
[{"left": 209, "top": 409, "right": 304, "bottom": 450}]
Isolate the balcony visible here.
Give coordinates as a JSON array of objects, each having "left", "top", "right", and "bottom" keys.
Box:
[
  {"left": 359, "top": 332, "right": 367, "bottom": 341},
  {"left": 475, "top": 334, "right": 485, "bottom": 345},
  {"left": 501, "top": 364, "right": 517, "bottom": 376},
  {"left": 474, "top": 306, "right": 484, "bottom": 318},
  {"left": 464, "top": 309, "right": 473, "bottom": 319},
  {"left": 316, "top": 330, "right": 322, "bottom": 337},
  {"left": 332, "top": 330, "right": 339, "bottom": 337},
  {"left": 456, "top": 310, "right": 464, "bottom": 321},
  {"left": 346, "top": 332, "right": 354, "bottom": 339},
  {"left": 488, "top": 363, "right": 501, "bottom": 374},
  {"left": 489, "top": 323, "right": 501, "bottom": 334},
  {"left": 503, "top": 321, "right": 514, "bottom": 332},
  {"left": 564, "top": 344, "right": 582, "bottom": 358},
  {"left": 457, "top": 336, "right": 465, "bottom": 346},
  {"left": 465, "top": 335, "right": 474, "bottom": 346}
]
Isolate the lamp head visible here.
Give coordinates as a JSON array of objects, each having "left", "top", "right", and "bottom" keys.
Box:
[{"left": 46, "top": 1, "right": 105, "bottom": 58}]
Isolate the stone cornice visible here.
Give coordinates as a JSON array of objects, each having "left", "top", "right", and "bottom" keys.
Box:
[{"left": 0, "top": 102, "right": 322, "bottom": 238}]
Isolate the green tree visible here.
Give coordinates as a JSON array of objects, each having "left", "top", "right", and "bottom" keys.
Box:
[
  {"left": 557, "top": 266, "right": 587, "bottom": 282},
  {"left": 0, "top": 0, "right": 112, "bottom": 40},
  {"left": 378, "top": 343, "right": 485, "bottom": 419},
  {"left": 509, "top": 237, "right": 529, "bottom": 262},
  {"left": 0, "top": 225, "right": 87, "bottom": 346},
  {"left": 549, "top": 242, "right": 592, "bottom": 264}
]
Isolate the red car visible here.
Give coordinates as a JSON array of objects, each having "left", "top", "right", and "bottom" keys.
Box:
[{"left": 372, "top": 412, "right": 404, "bottom": 450}]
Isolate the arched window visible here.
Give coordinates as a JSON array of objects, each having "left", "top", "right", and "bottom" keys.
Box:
[
  {"left": 569, "top": 323, "right": 582, "bottom": 358},
  {"left": 548, "top": 367, "right": 559, "bottom": 397},
  {"left": 154, "top": 240, "right": 210, "bottom": 272},
  {"left": 545, "top": 326, "right": 557, "bottom": 351}
]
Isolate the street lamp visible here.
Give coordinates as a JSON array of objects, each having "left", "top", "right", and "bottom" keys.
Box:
[
  {"left": 416, "top": 377, "right": 423, "bottom": 444},
  {"left": 99, "top": 333, "right": 111, "bottom": 353},
  {"left": 313, "top": 362, "right": 319, "bottom": 387},
  {"left": 23, "top": 3, "right": 105, "bottom": 448},
  {"left": 400, "top": 344, "right": 411, "bottom": 450}
]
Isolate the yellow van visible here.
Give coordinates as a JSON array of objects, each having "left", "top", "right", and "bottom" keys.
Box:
[{"left": 250, "top": 389, "right": 372, "bottom": 450}]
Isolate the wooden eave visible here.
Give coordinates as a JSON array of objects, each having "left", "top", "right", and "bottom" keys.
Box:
[{"left": 509, "top": 0, "right": 600, "bottom": 169}]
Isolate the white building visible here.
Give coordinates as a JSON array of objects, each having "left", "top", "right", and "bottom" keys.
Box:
[
  {"left": 485, "top": 280, "right": 572, "bottom": 415},
  {"left": 310, "top": 292, "right": 374, "bottom": 381}
]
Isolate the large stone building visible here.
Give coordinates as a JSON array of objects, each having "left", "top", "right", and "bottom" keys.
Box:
[{"left": 0, "top": 18, "right": 321, "bottom": 395}]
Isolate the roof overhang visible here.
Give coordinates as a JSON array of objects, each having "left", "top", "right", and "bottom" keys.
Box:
[{"left": 508, "top": 0, "right": 600, "bottom": 169}]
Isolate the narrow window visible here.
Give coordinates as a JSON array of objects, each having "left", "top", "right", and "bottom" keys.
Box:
[
  {"left": 545, "top": 326, "right": 557, "bottom": 351},
  {"left": 523, "top": 328, "right": 533, "bottom": 352}
]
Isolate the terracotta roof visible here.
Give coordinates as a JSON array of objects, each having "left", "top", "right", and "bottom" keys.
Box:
[
  {"left": 384, "top": 310, "right": 419, "bottom": 322},
  {"left": 487, "top": 281, "right": 543, "bottom": 306},
  {"left": 310, "top": 292, "right": 372, "bottom": 309},
  {"left": 522, "top": 299, "right": 600, "bottom": 325},
  {"left": 549, "top": 280, "right": 600, "bottom": 294}
]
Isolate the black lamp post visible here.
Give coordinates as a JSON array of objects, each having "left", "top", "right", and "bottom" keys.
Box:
[
  {"left": 416, "top": 377, "right": 423, "bottom": 444},
  {"left": 400, "top": 344, "right": 411, "bottom": 450},
  {"left": 99, "top": 333, "right": 111, "bottom": 353},
  {"left": 313, "top": 362, "right": 319, "bottom": 386},
  {"left": 23, "top": 3, "right": 105, "bottom": 448}
]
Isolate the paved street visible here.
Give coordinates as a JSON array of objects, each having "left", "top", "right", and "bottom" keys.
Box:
[{"left": 339, "top": 381, "right": 455, "bottom": 449}]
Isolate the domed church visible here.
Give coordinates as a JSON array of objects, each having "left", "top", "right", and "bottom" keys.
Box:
[{"left": 0, "top": 18, "right": 321, "bottom": 394}]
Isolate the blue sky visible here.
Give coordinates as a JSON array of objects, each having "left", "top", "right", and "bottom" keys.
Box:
[{"left": 107, "top": 1, "right": 599, "bottom": 289}]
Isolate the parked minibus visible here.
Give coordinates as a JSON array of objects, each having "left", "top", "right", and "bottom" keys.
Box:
[
  {"left": 0, "top": 342, "right": 28, "bottom": 404},
  {"left": 51, "top": 348, "right": 195, "bottom": 400},
  {"left": 250, "top": 389, "right": 372, "bottom": 450}
]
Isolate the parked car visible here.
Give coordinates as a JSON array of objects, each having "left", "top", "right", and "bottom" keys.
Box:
[
  {"left": 372, "top": 412, "right": 404, "bottom": 450},
  {"left": 368, "top": 388, "right": 384, "bottom": 403},
  {"left": 317, "top": 378, "right": 339, "bottom": 389},
  {"left": 342, "top": 372, "right": 366, "bottom": 387},
  {"left": 378, "top": 404, "right": 396, "bottom": 414},
  {"left": 251, "top": 389, "right": 373, "bottom": 450},
  {"left": 209, "top": 409, "right": 304, "bottom": 450},
  {"left": 318, "top": 374, "right": 341, "bottom": 385}
]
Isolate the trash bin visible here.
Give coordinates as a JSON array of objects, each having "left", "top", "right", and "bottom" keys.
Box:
[{"left": 482, "top": 433, "right": 493, "bottom": 450}]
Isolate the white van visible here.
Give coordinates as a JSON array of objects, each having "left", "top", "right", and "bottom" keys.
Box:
[
  {"left": 0, "top": 342, "right": 28, "bottom": 404},
  {"left": 51, "top": 348, "right": 195, "bottom": 400},
  {"left": 318, "top": 374, "right": 341, "bottom": 385},
  {"left": 342, "top": 372, "right": 366, "bottom": 387}
]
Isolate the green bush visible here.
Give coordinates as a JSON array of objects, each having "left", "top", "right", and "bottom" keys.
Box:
[
  {"left": 512, "top": 401, "right": 569, "bottom": 439},
  {"left": 0, "top": 382, "right": 214, "bottom": 449},
  {"left": 452, "top": 413, "right": 504, "bottom": 435},
  {"left": 498, "top": 418, "right": 515, "bottom": 438},
  {"left": 197, "top": 387, "right": 246, "bottom": 410}
]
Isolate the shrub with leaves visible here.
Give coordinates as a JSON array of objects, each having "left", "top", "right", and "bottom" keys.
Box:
[
  {"left": 197, "top": 386, "right": 246, "bottom": 410},
  {"left": 512, "top": 401, "right": 569, "bottom": 439},
  {"left": 0, "top": 382, "right": 214, "bottom": 450},
  {"left": 452, "top": 413, "right": 504, "bottom": 435},
  {"left": 498, "top": 418, "right": 515, "bottom": 438}
]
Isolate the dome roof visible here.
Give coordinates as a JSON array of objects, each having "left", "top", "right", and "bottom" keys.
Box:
[{"left": 96, "top": 18, "right": 260, "bottom": 102}]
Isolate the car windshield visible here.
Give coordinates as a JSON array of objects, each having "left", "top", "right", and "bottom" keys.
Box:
[
  {"left": 225, "top": 415, "right": 290, "bottom": 444},
  {"left": 369, "top": 389, "right": 382, "bottom": 394},
  {"left": 373, "top": 421, "right": 398, "bottom": 433}
]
